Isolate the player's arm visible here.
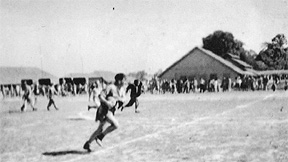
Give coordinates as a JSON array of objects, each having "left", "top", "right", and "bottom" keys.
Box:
[{"left": 126, "top": 84, "right": 132, "bottom": 94}]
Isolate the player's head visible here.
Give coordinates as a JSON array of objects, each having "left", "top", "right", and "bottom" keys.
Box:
[
  {"left": 133, "top": 79, "right": 139, "bottom": 86},
  {"left": 114, "top": 73, "right": 126, "bottom": 86}
]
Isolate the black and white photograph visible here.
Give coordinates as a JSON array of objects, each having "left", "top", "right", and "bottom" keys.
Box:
[{"left": 0, "top": 0, "right": 288, "bottom": 161}]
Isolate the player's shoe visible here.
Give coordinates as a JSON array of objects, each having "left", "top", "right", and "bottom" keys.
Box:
[
  {"left": 95, "top": 138, "right": 103, "bottom": 147},
  {"left": 33, "top": 108, "right": 37, "bottom": 111},
  {"left": 83, "top": 141, "right": 92, "bottom": 152},
  {"left": 88, "top": 106, "right": 91, "bottom": 111},
  {"left": 135, "top": 110, "right": 140, "bottom": 113}
]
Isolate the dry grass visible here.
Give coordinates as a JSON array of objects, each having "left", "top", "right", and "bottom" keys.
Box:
[{"left": 0, "top": 91, "right": 288, "bottom": 162}]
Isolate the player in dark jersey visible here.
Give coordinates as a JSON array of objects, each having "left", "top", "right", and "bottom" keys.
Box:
[{"left": 120, "top": 79, "right": 142, "bottom": 113}]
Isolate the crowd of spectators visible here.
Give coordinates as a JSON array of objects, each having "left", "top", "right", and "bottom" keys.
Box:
[
  {"left": 145, "top": 74, "right": 288, "bottom": 94},
  {"left": 1, "top": 74, "right": 288, "bottom": 99},
  {"left": 1, "top": 81, "right": 89, "bottom": 98}
]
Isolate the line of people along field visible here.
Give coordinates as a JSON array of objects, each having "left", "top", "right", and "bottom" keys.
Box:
[
  {"left": 1, "top": 74, "right": 288, "bottom": 100},
  {"left": 146, "top": 74, "right": 288, "bottom": 94}
]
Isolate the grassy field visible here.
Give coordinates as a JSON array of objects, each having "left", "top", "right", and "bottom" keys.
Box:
[{"left": 0, "top": 91, "right": 287, "bottom": 162}]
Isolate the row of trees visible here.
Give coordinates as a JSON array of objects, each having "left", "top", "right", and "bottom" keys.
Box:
[{"left": 202, "top": 31, "right": 288, "bottom": 70}]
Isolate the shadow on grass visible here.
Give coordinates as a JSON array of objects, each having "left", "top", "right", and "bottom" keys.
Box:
[
  {"left": 68, "top": 118, "right": 86, "bottom": 121},
  {"left": 8, "top": 109, "right": 39, "bottom": 114},
  {"left": 8, "top": 110, "right": 23, "bottom": 114},
  {"left": 43, "top": 150, "right": 90, "bottom": 156}
]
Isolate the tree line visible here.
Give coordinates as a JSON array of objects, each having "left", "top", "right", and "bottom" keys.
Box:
[{"left": 203, "top": 31, "right": 288, "bottom": 70}]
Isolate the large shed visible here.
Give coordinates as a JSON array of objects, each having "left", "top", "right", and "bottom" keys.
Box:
[{"left": 159, "top": 47, "right": 257, "bottom": 81}]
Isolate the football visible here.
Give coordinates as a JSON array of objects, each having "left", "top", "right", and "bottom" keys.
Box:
[{"left": 107, "top": 96, "right": 117, "bottom": 107}]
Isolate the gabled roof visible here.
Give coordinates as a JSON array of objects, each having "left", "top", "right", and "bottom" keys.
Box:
[
  {"left": 257, "top": 70, "right": 288, "bottom": 75},
  {"left": 230, "top": 58, "right": 253, "bottom": 69},
  {"left": 159, "top": 47, "right": 254, "bottom": 78},
  {"left": 0, "top": 66, "right": 58, "bottom": 85},
  {"left": 244, "top": 68, "right": 259, "bottom": 76}
]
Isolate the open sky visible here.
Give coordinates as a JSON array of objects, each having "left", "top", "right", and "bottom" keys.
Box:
[{"left": 1, "top": 0, "right": 288, "bottom": 77}]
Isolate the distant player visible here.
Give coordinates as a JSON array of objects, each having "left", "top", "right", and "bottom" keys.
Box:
[
  {"left": 87, "top": 82, "right": 102, "bottom": 111},
  {"left": 47, "top": 83, "right": 59, "bottom": 111},
  {"left": 83, "top": 73, "right": 126, "bottom": 152},
  {"left": 120, "top": 79, "right": 142, "bottom": 113},
  {"left": 21, "top": 82, "right": 37, "bottom": 112},
  {"left": 0, "top": 85, "right": 5, "bottom": 98}
]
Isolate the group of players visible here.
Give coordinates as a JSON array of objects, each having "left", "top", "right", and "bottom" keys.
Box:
[
  {"left": 20, "top": 73, "right": 142, "bottom": 152},
  {"left": 20, "top": 82, "right": 59, "bottom": 112}
]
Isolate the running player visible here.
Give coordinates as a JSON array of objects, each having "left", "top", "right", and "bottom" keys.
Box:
[
  {"left": 120, "top": 79, "right": 142, "bottom": 113},
  {"left": 83, "top": 73, "right": 126, "bottom": 152},
  {"left": 47, "top": 83, "right": 59, "bottom": 111},
  {"left": 20, "top": 82, "right": 37, "bottom": 112}
]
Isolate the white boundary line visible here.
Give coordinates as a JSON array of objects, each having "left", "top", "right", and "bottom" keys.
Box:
[{"left": 64, "top": 94, "right": 275, "bottom": 162}]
